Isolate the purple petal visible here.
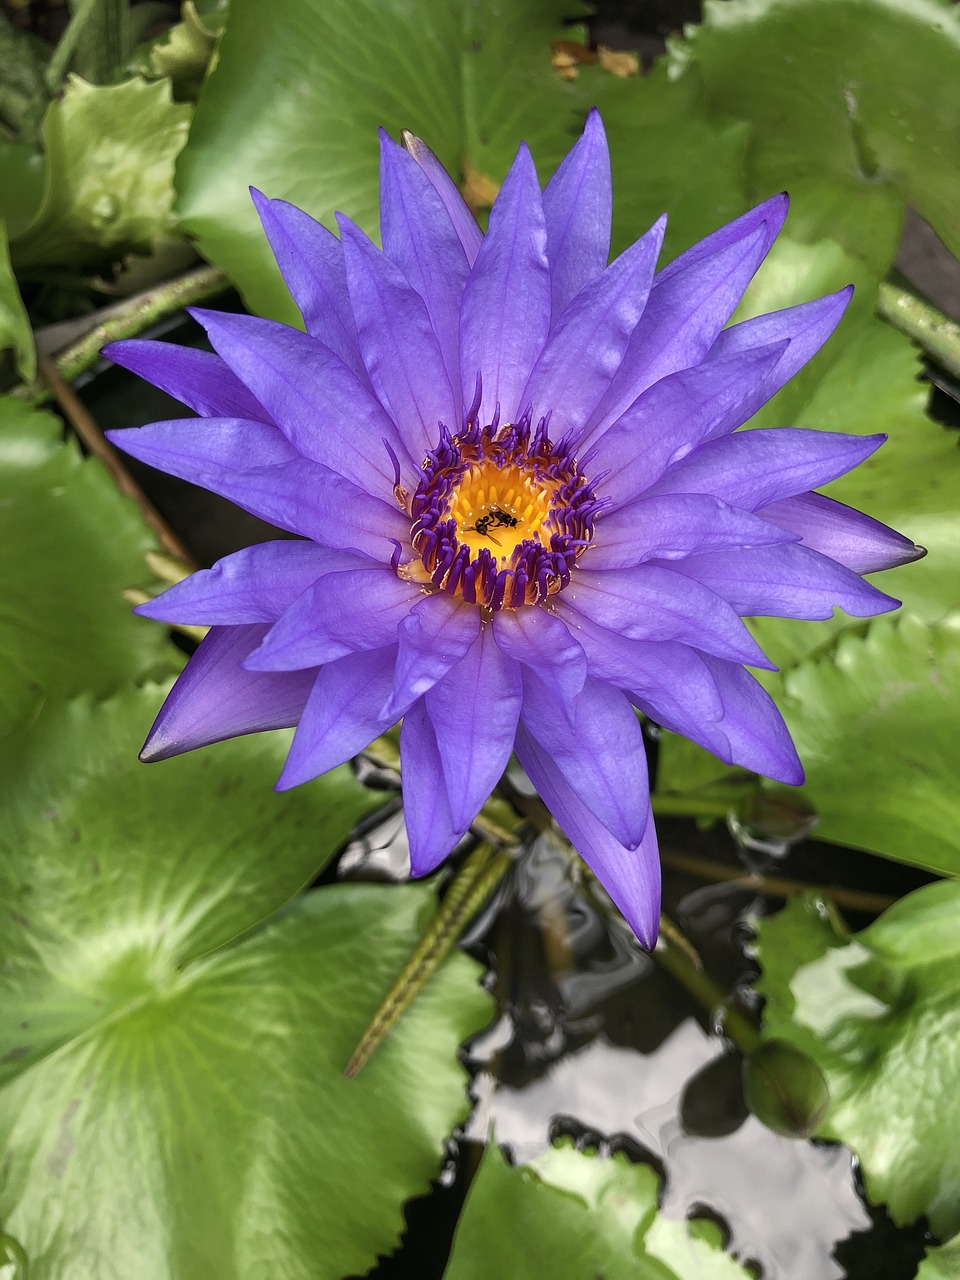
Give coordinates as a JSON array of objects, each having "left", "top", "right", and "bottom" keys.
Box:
[
  {"left": 521, "top": 216, "right": 665, "bottom": 432},
  {"left": 542, "top": 107, "right": 612, "bottom": 319},
  {"left": 515, "top": 723, "right": 661, "bottom": 948},
  {"left": 459, "top": 143, "right": 551, "bottom": 423},
  {"left": 588, "top": 493, "right": 795, "bottom": 571},
  {"left": 583, "top": 341, "right": 788, "bottom": 496},
  {"left": 103, "top": 339, "right": 269, "bottom": 421},
  {"left": 669, "top": 542, "right": 901, "bottom": 619},
  {"left": 704, "top": 288, "right": 853, "bottom": 438},
  {"left": 338, "top": 215, "right": 459, "bottom": 454},
  {"left": 380, "top": 130, "right": 469, "bottom": 405},
  {"left": 136, "top": 542, "right": 364, "bottom": 625},
  {"left": 250, "top": 190, "right": 365, "bottom": 378},
  {"left": 401, "top": 132, "right": 483, "bottom": 267},
  {"left": 492, "top": 605, "right": 587, "bottom": 721},
  {"left": 647, "top": 428, "right": 886, "bottom": 511},
  {"left": 425, "top": 624, "right": 522, "bottom": 831},
  {"left": 521, "top": 671, "right": 650, "bottom": 849},
  {"left": 189, "top": 308, "right": 413, "bottom": 491},
  {"left": 140, "top": 624, "right": 318, "bottom": 762},
  {"left": 244, "top": 567, "right": 419, "bottom": 671},
  {"left": 276, "top": 646, "right": 397, "bottom": 789},
  {"left": 384, "top": 594, "right": 481, "bottom": 719},
  {"left": 400, "top": 697, "right": 466, "bottom": 877},
  {"left": 564, "top": 565, "right": 775, "bottom": 668},
  {"left": 554, "top": 606, "right": 725, "bottom": 734},
  {"left": 678, "top": 654, "right": 804, "bottom": 785},
  {"left": 108, "top": 419, "right": 410, "bottom": 554},
  {"left": 757, "top": 491, "right": 924, "bottom": 574},
  {"left": 586, "top": 195, "right": 789, "bottom": 434}
]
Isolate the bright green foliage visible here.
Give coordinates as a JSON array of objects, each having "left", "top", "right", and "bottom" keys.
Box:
[
  {"left": 135, "top": 0, "right": 224, "bottom": 101},
  {"left": 599, "top": 66, "right": 750, "bottom": 264},
  {"left": 10, "top": 75, "right": 191, "bottom": 269},
  {"left": 754, "top": 886, "right": 960, "bottom": 1236},
  {"left": 0, "top": 689, "right": 489, "bottom": 1278},
  {"left": 670, "top": 0, "right": 960, "bottom": 266},
  {"left": 444, "top": 1142, "right": 751, "bottom": 1280},
  {"left": 0, "top": 396, "right": 173, "bottom": 734},
  {"left": 917, "top": 1235, "right": 960, "bottom": 1280},
  {"left": 175, "top": 0, "right": 598, "bottom": 323},
  {"left": 776, "top": 613, "right": 960, "bottom": 875},
  {"left": 0, "top": 684, "right": 385, "bottom": 1073},
  {"left": 0, "top": 226, "right": 34, "bottom": 379}
]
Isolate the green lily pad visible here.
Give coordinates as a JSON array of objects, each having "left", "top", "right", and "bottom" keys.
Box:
[
  {"left": 10, "top": 75, "right": 191, "bottom": 270},
  {"left": 917, "top": 1235, "right": 960, "bottom": 1280},
  {"left": 754, "top": 884, "right": 960, "bottom": 1236},
  {"left": 0, "top": 683, "right": 386, "bottom": 1070},
  {"left": 175, "top": 0, "right": 600, "bottom": 322},
  {"left": 444, "top": 1142, "right": 751, "bottom": 1279},
  {"left": 0, "top": 226, "right": 33, "bottom": 381},
  {"left": 672, "top": 0, "right": 960, "bottom": 264},
  {"left": 0, "top": 687, "right": 488, "bottom": 1279},
  {"left": 0, "top": 396, "right": 173, "bottom": 734},
  {"left": 601, "top": 64, "right": 751, "bottom": 264},
  {"left": 772, "top": 613, "right": 960, "bottom": 875}
]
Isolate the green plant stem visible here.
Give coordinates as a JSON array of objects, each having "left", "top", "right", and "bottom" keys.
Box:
[
  {"left": 344, "top": 843, "right": 513, "bottom": 1078},
  {"left": 44, "top": 0, "right": 100, "bottom": 93},
  {"left": 877, "top": 282, "right": 960, "bottom": 381},
  {"left": 12, "top": 263, "right": 230, "bottom": 405},
  {"left": 654, "top": 930, "right": 761, "bottom": 1056}
]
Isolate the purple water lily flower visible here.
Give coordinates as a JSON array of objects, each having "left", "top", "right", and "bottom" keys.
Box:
[{"left": 106, "top": 111, "right": 921, "bottom": 947}]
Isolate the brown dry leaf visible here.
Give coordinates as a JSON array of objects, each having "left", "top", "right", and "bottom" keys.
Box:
[
  {"left": 597, "top": 44, "right": 640, "bottom": 77},
  {"left": 461, "top": 163, "right": 500, "bottom": 214},
  {"left": 550, "top": 38, "right": 598, "bottom": 82}
]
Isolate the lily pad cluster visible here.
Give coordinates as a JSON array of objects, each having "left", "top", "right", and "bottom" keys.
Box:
[{"left": 1, "top": 0, "right": 959, "bottom": 1276}]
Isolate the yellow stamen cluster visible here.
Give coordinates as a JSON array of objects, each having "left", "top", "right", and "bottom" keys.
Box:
[{"left": 448, "top": 460, "right": 558, "bottom": 562}]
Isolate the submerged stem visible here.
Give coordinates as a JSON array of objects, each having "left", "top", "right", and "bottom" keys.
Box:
[
  {"left": 344, "top": 842, "right": 513, "bottom": 1078},
  {"left": 653, "top": 930, "right": 761, "bottom": 1056},
  {"left": 660, "top": 849, "right": 896, "bottom": 914}
]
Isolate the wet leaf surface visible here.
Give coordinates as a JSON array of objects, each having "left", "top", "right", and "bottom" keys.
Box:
[
  {"left": 444, "top": 1141, "right": 751, "bottom": 1279},
  {"left": 754, "top": 884, "right": 960, "bottom": 1237}
]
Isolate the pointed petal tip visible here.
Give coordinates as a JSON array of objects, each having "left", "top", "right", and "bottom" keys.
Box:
[{"left": 139, "top": 733, "right": 170, "bottom": 763}]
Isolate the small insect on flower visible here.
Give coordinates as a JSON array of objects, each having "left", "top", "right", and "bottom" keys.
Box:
[{"left": 105, "top": 111, "right": 923, "bottom": 948}]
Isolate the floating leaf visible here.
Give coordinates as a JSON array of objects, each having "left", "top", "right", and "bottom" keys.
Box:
[
  {"left": 917, "top": 1235, "right": 960, "bottom": 1280},
  {"left": 11, "top": 75, "right": 191, "bottom": 269},
  {"left": 670, "top": 0, "right": 960, "bottom": 264},
  {"left": 0, "top": 395, "right": 174, "bottom": 734},
  {"left": 444, "top": 1142, "right": 751, "bottom": 1279},
  {"left": 176, "top": 0, "right": 600, "bottom": 322},
  {"left": 601, "top": 64, "right": 751, "bottom": 264},
  {"left": 0, "top": 687, "right": 488, "bottom": 1279},
  {"left": 773, "top": 613, "right": 960, "bottom": 875},
  {"left": 754, "top": 885, "right": 960, "bottom": 1236}
]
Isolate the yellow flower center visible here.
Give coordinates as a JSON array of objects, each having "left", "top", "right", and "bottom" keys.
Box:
[{"left": 447, "top": 459, "right": 559, "bottom": 563}]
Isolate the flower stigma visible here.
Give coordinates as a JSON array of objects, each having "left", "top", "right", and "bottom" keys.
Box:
[{"left": 400, "top": 411, "right": 602, "bottom": 610}]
